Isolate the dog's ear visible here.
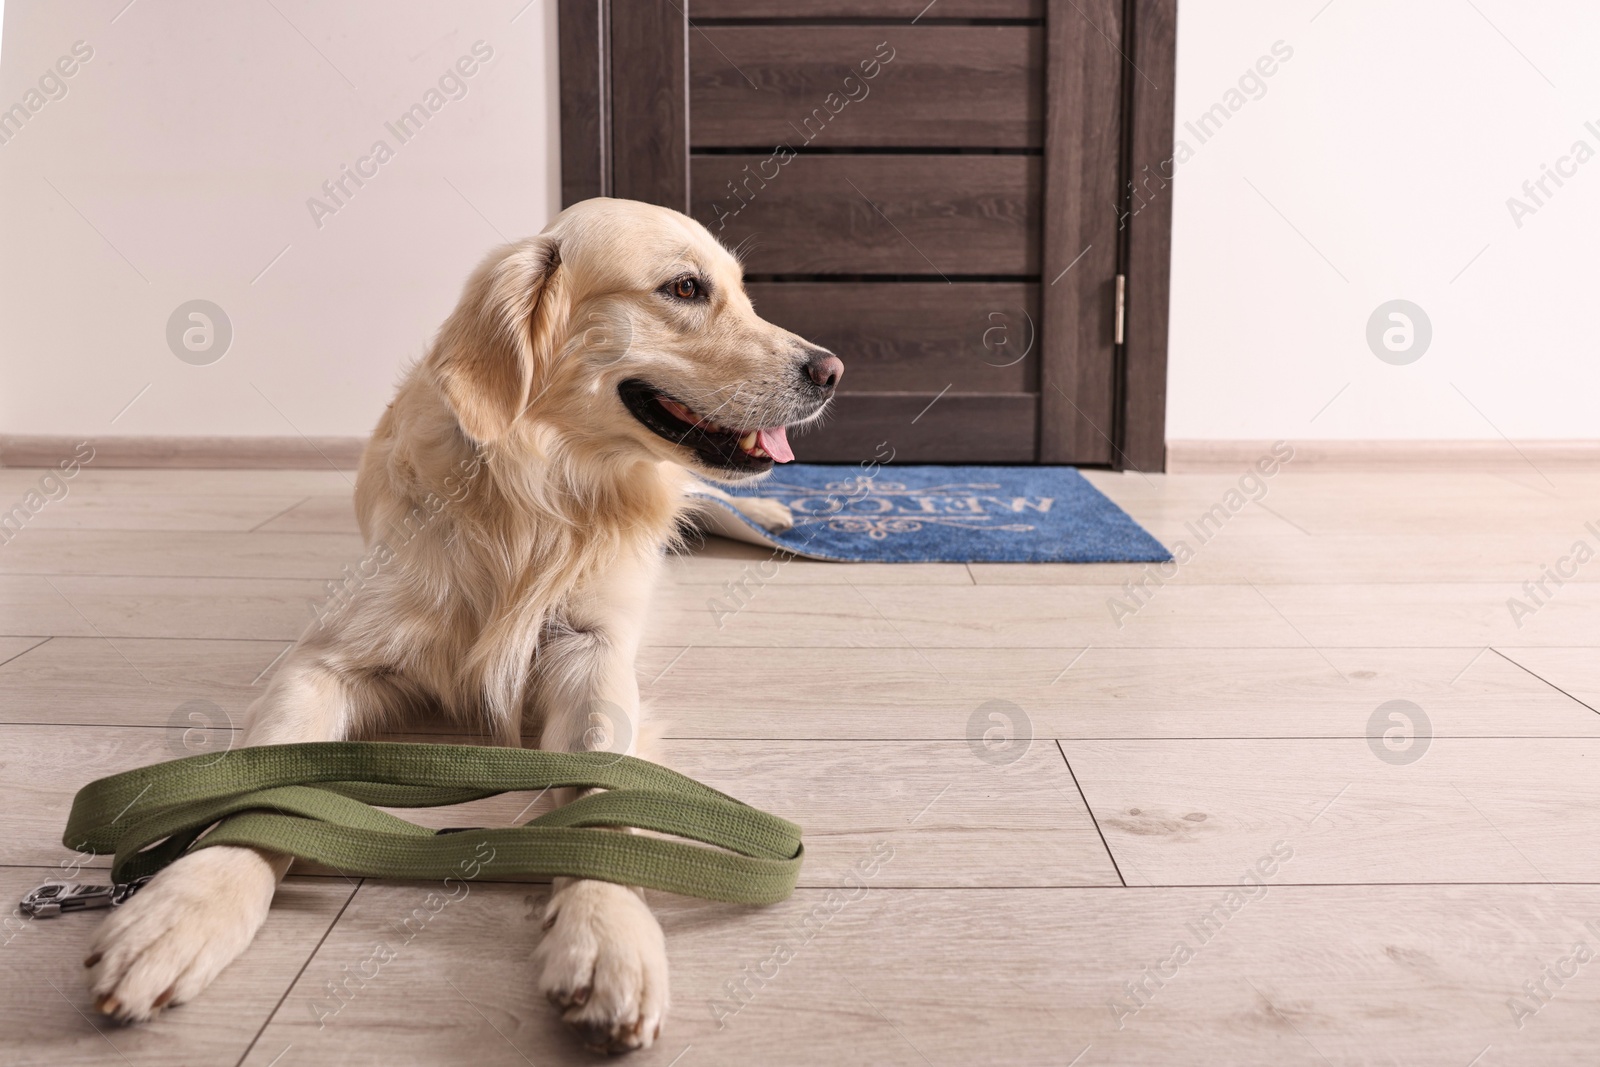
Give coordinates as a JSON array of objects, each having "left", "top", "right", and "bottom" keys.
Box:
[{"left": 429, "top": 236, "right": 568, "bottom": 444}]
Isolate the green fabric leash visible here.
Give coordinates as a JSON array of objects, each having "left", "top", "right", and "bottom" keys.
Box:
[{"left": 62, "top": 742, "right": 803, "bottom": 905}]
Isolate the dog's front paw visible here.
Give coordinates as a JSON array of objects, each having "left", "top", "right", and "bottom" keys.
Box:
[
  {"left": 84, "top": 846, "right": 277, "bottom": 1023},
  {"left": 735, "top": 496, "right": 794, "bottom": 533},
  {"left": 533, "top": 879, "right": 668, "bottom": 1053}
]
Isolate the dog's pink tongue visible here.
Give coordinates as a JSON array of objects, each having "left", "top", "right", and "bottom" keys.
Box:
[{"left": 756, "top": 426, "right": 794, "bottom": 463}]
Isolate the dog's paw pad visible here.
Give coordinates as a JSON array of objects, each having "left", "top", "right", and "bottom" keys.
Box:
[
  {"left": 532, "top": 881, "right": 668, "bottom": 1053},
  {"left": 84, "top": 847, "right": 275, "bottom": 1024}
]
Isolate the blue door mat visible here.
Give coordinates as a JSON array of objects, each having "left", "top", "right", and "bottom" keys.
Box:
[{"left": 690, "top": 465, "right": 1171, "bottom": 563}]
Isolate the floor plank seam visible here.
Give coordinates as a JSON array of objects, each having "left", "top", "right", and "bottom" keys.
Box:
[
  {"left": 7, "top": 637, "right": 1600, "bottom": 649},
  {"left": 247, "top": 497, "right": 313, "bottom": 532},
  {"left": 0, "top": 636, "right": 50, "bottom": 670},
  {"left": 12, "top": 864, "right": 1600, "bottom": 888},
  {"left": 1054, "top": 739, "right": 1126, "bottom": 887},
  {"left": 233, "top": 876, "right": 364, "bottom": 1067},
  {"left": 17, "top": 725, "right": 1600, "bottom": 743},
  {"left": 1490, "top": 647, "right": 1600, "bottom": 716},
  {"left": 19, "top": 571, "right": 1600, "bottom": 586}
]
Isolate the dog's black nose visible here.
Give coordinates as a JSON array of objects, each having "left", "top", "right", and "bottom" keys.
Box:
[{"left": 805, "top": 350, "right": 844, "bottom": 392}]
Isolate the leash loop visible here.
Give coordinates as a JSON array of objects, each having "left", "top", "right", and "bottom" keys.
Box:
[{"left": 63, "top": 742, "right": 803, "bottom": 906}]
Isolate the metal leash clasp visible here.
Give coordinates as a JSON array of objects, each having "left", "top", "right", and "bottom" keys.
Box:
[{"left": 18, "top": 877, "right": 151, "bottom": 918}]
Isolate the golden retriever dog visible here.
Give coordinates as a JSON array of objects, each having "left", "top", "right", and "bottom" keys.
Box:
[{"left": 83, "top": 197, "right": 843, "bottom": 1052}]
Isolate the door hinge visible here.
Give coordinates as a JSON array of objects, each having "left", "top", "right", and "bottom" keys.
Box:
[{"left": 1113, "top": 273, "right": 1127, "bottom": 346}]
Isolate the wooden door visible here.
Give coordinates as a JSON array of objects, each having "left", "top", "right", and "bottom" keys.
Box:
[{"left": 558, "top": 0, "right": 1174, "bottom": 471}]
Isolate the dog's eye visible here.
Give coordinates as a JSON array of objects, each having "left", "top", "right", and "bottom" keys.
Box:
[{"left": 666, "top": 275, "right": 703, "bottom": 301}]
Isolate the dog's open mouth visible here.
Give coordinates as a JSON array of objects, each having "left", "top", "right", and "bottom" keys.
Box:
[{"left": 618, "top": 379, "right": 796, "bottom": 473}]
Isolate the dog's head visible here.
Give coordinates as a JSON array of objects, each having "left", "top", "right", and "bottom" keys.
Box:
[{"left": 426, "top": 198, "right": 842, "bottom": 482}]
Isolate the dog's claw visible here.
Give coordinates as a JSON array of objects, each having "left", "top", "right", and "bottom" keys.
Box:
[
  {"left": 574, "top": 1020, "right": 616, "bottom": 1050},
  {"left": 576, "top": 1014, "right": 650, "bottom": 1055},
  {"left": 547, "top": 982, "right": 591, "bottom": 1011},
  {"left": 84, "top": 845, "right": 277, "bottom": 1025},
  {"left": 534, "top": 881, "right": 668, "bottom": 1055}
]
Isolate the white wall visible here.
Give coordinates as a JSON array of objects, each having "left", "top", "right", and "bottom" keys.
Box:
[
  {"left": 2, "top": 0, "right": 1595, "bottom": 444},
  {"left": 1168, "top": 0, "right": 1600, "bottom": 440},
  {"left": 0, "top": 0, "right": 559, "bottom": 439}
]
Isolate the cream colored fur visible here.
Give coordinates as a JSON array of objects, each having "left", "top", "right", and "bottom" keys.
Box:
[{"left": 85, "top": 198, "right": 835, "bottom": 1053}]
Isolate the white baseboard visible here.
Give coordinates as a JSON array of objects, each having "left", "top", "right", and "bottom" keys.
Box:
[
  {"left": 1166, "top": 439, "right": 1600, "bottom": 473},
  {"left": 5, "top": 434, "right": 1597, "bottom": 473},
  {"left": 0, "top": 435, "right": 366, "bottom": 469}
]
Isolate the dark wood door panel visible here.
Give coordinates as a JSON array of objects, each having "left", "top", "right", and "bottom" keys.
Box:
[
  {"left": 691, "top": 154, "right": 1039, "bottom": 275},
  {"left": 1122, "top": 0, "right": 1177, "bottom": 472},
  {"left": 610, "top": 4, "right": 688, "bottom": 210},
  {"left": 690, "top": 1, "right": 1043, "bottom": 17},
  {"left": 690, "top": 27, "right": 1042, "bottom": 148},
  {"left": 794, "top": 394, "right": 1037, "bottom": 463},
  {"left": 1038, "top": 0, "right": 1123, "bottom": 464},
  {"left": 558, "top": 0, "right": 606, "bottom": 205},
  {"left": 746, "top": 282, "right": 1038, "bottom": 393}
]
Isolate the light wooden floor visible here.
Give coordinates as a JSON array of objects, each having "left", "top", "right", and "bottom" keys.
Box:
[{"left": 4, "top": 465, "right": 1600, "bottom": 1066}]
